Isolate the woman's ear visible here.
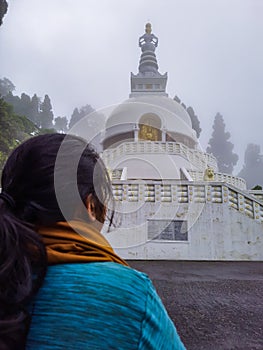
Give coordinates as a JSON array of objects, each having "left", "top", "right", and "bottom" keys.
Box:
[{"left": 86, "top": 194, "right": 96, "bottom": 222}]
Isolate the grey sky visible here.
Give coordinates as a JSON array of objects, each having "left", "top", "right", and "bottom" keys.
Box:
[{"left": 1, "top": 0, "right": 263, "bottom": 173}]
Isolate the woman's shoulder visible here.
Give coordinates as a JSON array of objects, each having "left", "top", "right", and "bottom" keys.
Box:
[
  {"left": 45, "top": 262, "right": 152, "bottom": 296},
  {"left": 48, "top": 261, "right": 149, "bottom": 278},
  {"left": 28, "top": 262, "right": 186, "bottom": 349}
]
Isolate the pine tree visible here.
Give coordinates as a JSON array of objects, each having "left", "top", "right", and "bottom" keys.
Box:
[
  {"left": 20, "top": 93, "right": 31, "bottom": 118},
  {"left": 69, "top": 108, "right": 81, "bottom": 129},
  {"left": 238, "top": 144, "right": 263, "bottom": 189},
  {"left": 39, "top": 94, "right": 54, "bottom": 129},
  {"left": 54, "top": 116, "right": 68, "bottom": 133},
  {"left": 69, "top": 105, "right": 95, "bottom": 129},
  {"left": 29, "top": 94, "right": 40, "bottom": 126},
  {"left": 206, "top": 113, "right": 238, "bottom": 174}
]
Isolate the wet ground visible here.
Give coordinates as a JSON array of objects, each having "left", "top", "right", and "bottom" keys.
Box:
[{"left": 129, "top": 261, "right": 263, "bottom": 350}]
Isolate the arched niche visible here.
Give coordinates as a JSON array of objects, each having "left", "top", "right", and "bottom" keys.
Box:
[{"left": 138, "top": 113, "right": 162, "bottom": 141}]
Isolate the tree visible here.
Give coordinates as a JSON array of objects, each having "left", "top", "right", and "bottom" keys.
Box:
[
  {"left": 0, "top": 98, "right": 15, "bottom": 156},
  {"left": 3, "top": 91, "right": 21, "bottom": 113},
  {"left": 0, "top": 98, "right": 38, "bottom": 170},
  {"left": 187, "top": 106, "right": 202, "bottom": 138},
  {"left": 0, "top": 77, "right": 15, "bottom": 97},
  {"left": 4, "top": 89, "right": 41, "bottom": 126},
  {"left": 206, "top": 113, "right": 238, "bottom": 174},
  {"left": 39, "top": 94, "right": 54, "bottom": 129},
  {"left": 29, "top": 93, "right": 40, "bottom": 126},
  {"left": 238, "top": 144, "right": 263, "bottom": 189},
  {"left": 54, "top": 116, "right": 68, "bottom": 133},
  {"left": 2, "top": 82, "right": 55, "bottom": 129},
  {"left": 69, "top": 108, "right": 81, "bottom": 129},
  {"left": 20, "top": 92, "right": 31, "bottom": 118},
  {"left": 69, "top": 105, "right": 95, "bottom": 129},
  {"left": 68, "top": 104, "right": 105, "bottom": 151}
]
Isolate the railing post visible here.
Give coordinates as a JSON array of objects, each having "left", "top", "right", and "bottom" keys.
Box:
[
  {"left": 138, "top": 183, "right": 145, "bottom": 203},
  {"left": 205, "top": 185, "right": 211, "bottom": 203},
  {"left": 155, "top": 184, "right": 161, "bottom": 202},
  {"left": 253, "top": 201, "right": 261, "bottom": 222},
  {"left": 161, "top": 128, "right": 166, "bottom": 142},
  {"left": 134, "top": 124, "right": 139, "bottom": 142},
  {"left": 238, "top": 193, "right": 244, "bottom": 213},
  {"left": 222, "top": 186, "right": 229, "bottom": 205}
]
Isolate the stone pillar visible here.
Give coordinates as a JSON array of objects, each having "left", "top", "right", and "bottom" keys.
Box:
[
  {"left": 161, "top": 127, "right": 166, "bottom": 142},
  {"left": 134, "top": 124, "right": 139, "bottom": 142}
]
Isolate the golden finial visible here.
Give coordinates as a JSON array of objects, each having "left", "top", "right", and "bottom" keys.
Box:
[{"left": 145, "top": 23, "right": 152, "bottom": 34}]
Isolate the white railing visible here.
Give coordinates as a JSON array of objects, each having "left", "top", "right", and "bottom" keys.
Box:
[
  {"left": 248, "top": 190, "right": 263, "bottom": 202},
  {"left": 111, "top": 180, "right": 263, "bottom": 223},
  {"left": 188, "top": 170, "right": 247, "bottom": 190},
  {"left": 102, "top": 141, "right": 218, "bottom": 171}
]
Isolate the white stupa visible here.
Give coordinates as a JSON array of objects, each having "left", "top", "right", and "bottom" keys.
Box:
[{"left": 101, "top": 23, "right": 263, "bottom": 261}]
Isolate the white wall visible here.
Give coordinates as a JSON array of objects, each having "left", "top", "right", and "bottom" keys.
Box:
[{"left": 106, "top": 202, "right": 263, "bottom": 261}]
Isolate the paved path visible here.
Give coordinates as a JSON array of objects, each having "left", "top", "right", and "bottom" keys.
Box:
[{"left": 129, "top": 261, "right": 263, "bottom": 350}]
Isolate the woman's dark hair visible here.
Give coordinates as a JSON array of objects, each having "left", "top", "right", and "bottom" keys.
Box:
[{"left": 0, "top": 133, "right": 114, "bottom": 349}]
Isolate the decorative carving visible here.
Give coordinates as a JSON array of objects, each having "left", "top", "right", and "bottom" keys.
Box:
[
  {"left": 139, "top": 23, "right": 158, "bottom": 52},
  {"left": 204, "top": 167, "right": 215, "bottom": 181}
]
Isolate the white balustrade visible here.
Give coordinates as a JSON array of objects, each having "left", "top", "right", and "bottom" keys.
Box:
[
  {"left": 188, "top": 170, "right": 246, "bottom": 190},
  {"left": 102, "top": 141, "right": 217, "bottom": 171},
  {"left": 111, "top": 181, "right": 263, "bottom": 223}
]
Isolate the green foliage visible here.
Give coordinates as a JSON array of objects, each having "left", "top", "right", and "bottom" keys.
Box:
[
  {"left": 238, "top": 144, "right": 263, "bottom": 189},
  {"left": 4, "top": 91, "right": 21, "bottom": 113},
  {"left": 0, "top": 77, "right": 15, "bottom": 97},
  {"left": 0, "top": 98, "right": 39, "bottom": 169},
  {"left": 2, "top": 79, "right": 41, "bottom": 126},
  {"left": 0, "top": 79, "right": 58, "bottom": 172},
  {"left": 37, "top": 128, "right": 56, "bottom": 135},
  {"left": 206, "top": 113, "right": 238, "bottom": 174}
]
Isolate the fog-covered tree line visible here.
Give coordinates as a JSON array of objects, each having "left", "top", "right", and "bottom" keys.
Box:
[
  {"left": 0, "top": 77, "right": 262, "bottom": 188},
  {"left": 0, "top": 77, "right": 100, "bottom": 132},
  {"left": 0, "top": 77, "right": 105, "bottom": 171},
  {"left": 174, "top": 95, "right": 263, "bottom": 188},
  {"left": 174, "top": 95, "right": 239, "bottom": 174}
]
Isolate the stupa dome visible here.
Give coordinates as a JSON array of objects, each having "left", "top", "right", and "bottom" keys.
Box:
[{"left": 104, "top": 95, "right": 197, "bottom": 149}]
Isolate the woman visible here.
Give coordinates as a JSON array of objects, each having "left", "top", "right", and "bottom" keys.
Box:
[{"left": 0, "top": 133, "right": 185, "bottom": 349}]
